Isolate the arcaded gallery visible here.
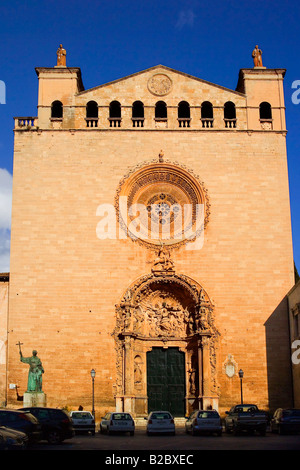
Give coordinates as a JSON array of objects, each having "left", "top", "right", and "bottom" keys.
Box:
[{"left": 0, "top": 45, "right": 295, "bottom": 418}]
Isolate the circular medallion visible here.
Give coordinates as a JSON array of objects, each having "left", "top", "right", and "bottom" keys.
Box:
[
  {"left": 148, "top": 73, "right": 173, "bottom": 96},
  {"left": 116, "top": 161, "right": 210, "bottom": 249}
]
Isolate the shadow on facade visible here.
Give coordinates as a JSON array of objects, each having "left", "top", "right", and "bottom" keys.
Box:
[{"left": 264, "top": 296, "right": 293, "bottom": 412}]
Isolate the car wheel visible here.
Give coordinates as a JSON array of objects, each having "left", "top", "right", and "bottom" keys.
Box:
[
  {"left": 191, "top": 427, "right": 197, "bottom": 436},
  {"left": 259, "top": 427, "right": 266, "bottom": 436},
  {"left": 279, "top": 425, "right": 285, "bottom": 435},
  {"left": 47, "top": 430, "right": 62, "bottom": 444},
  {"left": 233, "top": 425, "right": 239, "bottom": 436},
  {"left": 130, "top": 431, "right": 134, "bottom": 436}
]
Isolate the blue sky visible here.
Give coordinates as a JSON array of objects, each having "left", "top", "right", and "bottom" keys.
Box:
[{"left": 0, "top": 0, "right": 299, "bottom": 274}]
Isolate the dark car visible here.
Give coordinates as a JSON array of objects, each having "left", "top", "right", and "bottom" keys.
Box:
[
  {"left": 0, "top": 409, "right": 42, "bottom": 444},
  {"left": 271, "top": 408, "right": 300, "bottom": 435},
  {"left": 20, "top": 407, "right": 74, "bottom": 444},
  {"left": 0, "top": 426, "right": 29, "bottom": 450},
  {"left": 185, "top": 410, "right": 222, "bottom": 436}
]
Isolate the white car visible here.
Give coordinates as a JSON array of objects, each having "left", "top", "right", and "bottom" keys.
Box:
[
  {"left": 69, "top": 411, "right": 95, "bottom": 435},
  {"left": 146, "top": 411, "right": 175, "bottom": 435},
  {"left": 100, "top": 412, "right": 135, "bottom": 435},
  {"left": 185, "top": 410, "right": 222, "bottom": 436}
]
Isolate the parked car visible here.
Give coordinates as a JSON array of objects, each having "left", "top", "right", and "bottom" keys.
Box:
[
  {"left": 145, "top": 411, "right": 175, "bottom": 435},
  {"left": 271, "top": 408, "right": 300, "bottom": 435},
  {"left": 100, "top": 412, "right": 135, "bottom": 435},
  {"left": 20, "top": 407, "right": 74, "bottom": 444},
  {"left": 0, "top": 426, "right": 29, "bottom": 450},
  {"left": 0, "top": 409, "right": 42, "bottom": 444},
  {"left": 69, "top": 411, "right": 95, "bottom": 435},
  {"left": 185, "top": 410, "right": 222, "bottom": 436},
  {"left": 225, "top": 404, "right": 268, "bottom": 435}
]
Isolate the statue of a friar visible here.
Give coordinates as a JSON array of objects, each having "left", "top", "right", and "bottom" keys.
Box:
[{"left": 19, "top": 344, "right": 44, "bottom": 393}]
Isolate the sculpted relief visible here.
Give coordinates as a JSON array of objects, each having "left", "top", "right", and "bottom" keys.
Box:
[
  {"left": 113, "top": 159, "right": 220, "bottom": 407},
  {"left": 115, "top": 249, "right": 215, "bottom": 340}
]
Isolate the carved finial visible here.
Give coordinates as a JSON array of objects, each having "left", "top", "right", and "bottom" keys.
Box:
[
  {"left": 159, "top": 150, "right": 164, "bottom": 162},
  {"left": 56, "top": 44, "right": 67, "bottom": 67}
]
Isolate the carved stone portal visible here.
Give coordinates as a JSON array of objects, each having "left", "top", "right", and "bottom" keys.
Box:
[{"left": 114, "top": 252, "right": 220, "bottom": 416}]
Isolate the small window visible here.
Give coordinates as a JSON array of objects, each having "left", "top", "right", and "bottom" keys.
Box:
[
  {"left": 109, "top": 101, "right": 121, "bottom": 127},
  {"left": 155, "top": 101, "right": 167, "bottom": 119},
  {"left": 178, "top": 101, "right": 190, "bottom": 127},
  {"left": 259, "top": 102, "right": 272, "bottom": 120},
  {"left": 86, "top": 101, "right": 98, "bottom": 118},
  {"left": 51, "top": 100, "right": 63, "bottom": 119},
  {"left": 224, "top": 101, "right": 236, "bottom": 128},
  {"left": 132, "top": 101, "right": 144, "bottom": 127},
  {"left": 86, "top": 101, "right": 98, "bottom": 127},
  {"left": 132, "top": 101, "right": 144, "bottom": 118},
  {"left": 201, "top": 101, "right": 213, "bottom": 127},
  {"left": 109, "top": 101, "right": 121, "bottom": 118}
]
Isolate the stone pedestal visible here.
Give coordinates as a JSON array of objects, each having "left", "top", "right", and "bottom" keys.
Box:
[{"left": 23, "top": 392, "right": 47, "bottom": 407}]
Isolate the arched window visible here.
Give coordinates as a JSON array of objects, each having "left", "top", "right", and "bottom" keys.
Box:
[
  {"left": 86, "top": 101, "right": 98, "bottom": 127},
  {"left": 109, "top": 101, "right": 121, "bottom": 127},
  {"left": 178, "top": 101, "right": 190, "bottom": 127},
  {"left": 51, "top": 100, "right": 63, "bottom": 119},
  {"left": 132, "top": 101, "right": 144, "bottom": 127},
  {"left": 224, "top": 101, "right": 236, "bottom": 128},
  {"left": 155, "top": 101, "right": 167, "bottom": 119},
  {"left": 201, "top": 101, "right": 213, "bottom": 127},
  {"left": 259, "top": 102, "right": 272, "bottom": 120}
]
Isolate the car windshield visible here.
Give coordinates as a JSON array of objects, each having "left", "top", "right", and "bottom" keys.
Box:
[
  {"left": 112, "top": 414, "right": 132, "bottom": 420},
  {"left": 236, "top": 405, "right": 257, "bottom": 412},
  {"left": 198, "top": 411, "right": 219, "bottom": 418},
  {"left": 72, "top": 412, "right": 92, "bottom": 419},
  {"left": 151, "top": 413, "right": 171, "bottom": 419},
  {"left": 282, "top": 409, "right": 300, "bottom": 417}
]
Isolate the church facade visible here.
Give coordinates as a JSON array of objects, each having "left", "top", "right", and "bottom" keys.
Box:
[{"left": 4, "top": 49, "right": 295, "bottom": 417}]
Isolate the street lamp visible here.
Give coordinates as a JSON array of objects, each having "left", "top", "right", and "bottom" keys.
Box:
[
  {"left": 90, "top": 369, "right": 96, "bottom": 418},
  {"left": 238, "top": 369, "right": 244, "bottom": 404}
]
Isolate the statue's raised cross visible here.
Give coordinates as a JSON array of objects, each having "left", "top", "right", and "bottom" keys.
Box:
[{"left": 16, "top": 341, "right": 23, "bottom": 351}]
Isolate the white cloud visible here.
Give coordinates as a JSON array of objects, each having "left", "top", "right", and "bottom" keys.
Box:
[
  {"left": 0, "top": 229, "right": 10, "bottom": 272},
  {"left": 0, "top": 169, "right": 12, "bottom": 272},
  {"left": 175, "top": 9, "right": 196, "bottom": 30},
  {"left": 0, "top": 168, "right": 12, "bottom": 230}
]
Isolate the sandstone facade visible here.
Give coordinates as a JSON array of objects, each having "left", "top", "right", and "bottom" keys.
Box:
[{"left": 4, "top": 61, "right": 294, "bottom": 418}]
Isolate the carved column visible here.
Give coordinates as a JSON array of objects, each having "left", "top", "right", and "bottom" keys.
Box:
[
  {"left": 123, "top": 334, "right": 135, "bottom": 413},
  {"left": 197, "top": 334, "right": 213, "bottom": 409},
  {"left": 202, "top": 335, "right": 211, "bottom": 397},
  {"left": 197, "top": 339, "right": 203, "bottom": 398},
  {"left": 124, "top": 335, "right": 133, "bottom": 395}
]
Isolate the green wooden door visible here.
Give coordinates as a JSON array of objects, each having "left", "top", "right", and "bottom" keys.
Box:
[{"left": 147, "top": 347, "right": 185, "bottom": 416}]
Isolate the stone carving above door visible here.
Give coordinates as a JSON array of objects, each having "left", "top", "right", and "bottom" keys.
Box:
[
  {"left": 113, "top": 253, "right": 220, "bottom": 406},
  {"left": 115, "top": 250, "right": 217, "bottom": 341}
]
